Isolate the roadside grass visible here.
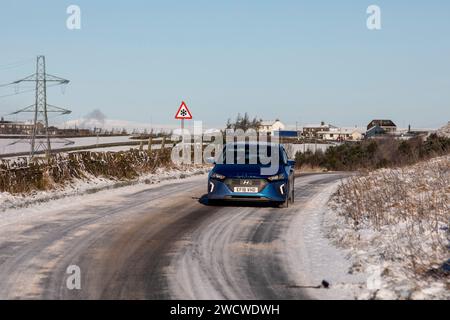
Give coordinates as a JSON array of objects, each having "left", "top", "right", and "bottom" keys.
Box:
[
  {"left": 0, "top": 149, "right": 174, "bottom": 194},
  {"left": 331, "top": 155, "right": 449, "bottom": 286},
  {"left": 296, "top": 134, "right": 450, "bottom": 172}
]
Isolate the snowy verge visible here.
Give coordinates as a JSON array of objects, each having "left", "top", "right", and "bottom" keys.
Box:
[
  {"left": 0, "top": 165, "right": 210, "bottom": 212},
  {"left": 284, "top": 177, "right": 368, "bottom": 300},
  {"left": 327, "top": 156, "right": 450, "bottom": 300}
]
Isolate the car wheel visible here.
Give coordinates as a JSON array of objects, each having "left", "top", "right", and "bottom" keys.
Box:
[
  {"left": 279, "top": 184, "right": 290, "bottom": 208},
  {"left": 279, "top": 199, "right": 289, "bottom": 208},
  {"left": 290, "top": 181, "right": 295, "bottom": 203},
  {"left": 208, "top": 199, "right": 218, "bottom": 206}
]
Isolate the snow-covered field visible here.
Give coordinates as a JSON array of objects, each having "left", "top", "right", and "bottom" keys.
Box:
[
  {"left": 328, "top": 155, "right": 450, "bottom": 300},
  {"left": 75, "top": 143, "right": 171, "bottom": 153},
  {"left": 0, "top": 136, "right": 132, "bottom": 154},
  {"left": 0, "top": 136, "right": 335, "bottom": 157}
]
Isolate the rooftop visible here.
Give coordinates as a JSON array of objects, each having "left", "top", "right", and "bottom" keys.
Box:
[
  {"left": 260, "top": 120, "right": 283, "bottom": 126},
  {"left": 368, "top": 120, "right": 397, "bottom": 127}
]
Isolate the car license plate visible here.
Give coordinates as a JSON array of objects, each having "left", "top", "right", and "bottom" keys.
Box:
[{"left": 234, "top": 187, "right": 258, "bottom": 193}]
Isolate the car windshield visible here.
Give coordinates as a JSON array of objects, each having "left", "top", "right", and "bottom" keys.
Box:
[{"left": 219, "top": 144, "right": 280, "bottom": 165}]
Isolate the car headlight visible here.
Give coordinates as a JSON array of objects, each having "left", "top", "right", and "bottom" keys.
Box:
[
  {"left": 267, "top": 174, "right": 286, "bottom": 181},
  {"left": 211, "top": 173, "right": 226, "bottom": 180}
]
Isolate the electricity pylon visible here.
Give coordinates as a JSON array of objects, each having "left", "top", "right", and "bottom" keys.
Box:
[{"left": 11, "top": 55, "right": 71, "bottom": 157}]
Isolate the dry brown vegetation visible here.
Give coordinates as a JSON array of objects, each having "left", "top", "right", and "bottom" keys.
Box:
[
  {"left": 332, "top": 156, "right": 449, "bottom": 279},
  {"left": 0, "top": 149, "right": 174, "bottom": 194},
  {"left": 296, "top": 134, "right": 450, "bottom": 171}
]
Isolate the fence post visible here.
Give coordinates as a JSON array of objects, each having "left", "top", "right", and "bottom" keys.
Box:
[
  {"left": 139, "top": 140, "right": 143, "bottom": 151},
  {"left": 161, "top": 137, "right": 166, "bottom": 150},
  {"left": 148, "top": 136, "right": 153, "bottom": 152}
]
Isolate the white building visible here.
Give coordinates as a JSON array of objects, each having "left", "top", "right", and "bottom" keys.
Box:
[
  {"left": 258, "top": 120, "right": 285, "bottom": 135},
  {"left": 317, "top": 127, "right": 364, "bottom": 141},
  {"left": 302, "top": 122, "right": 337, "bottom": 138}
]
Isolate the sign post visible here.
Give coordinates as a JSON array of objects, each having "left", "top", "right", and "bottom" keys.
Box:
[{"left": 175, "top": 101, "right": 193, "bottom": 131}]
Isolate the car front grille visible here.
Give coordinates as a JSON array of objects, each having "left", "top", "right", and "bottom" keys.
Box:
[{"left": 224, "top": 178, "right": 268, "bottom": 193}]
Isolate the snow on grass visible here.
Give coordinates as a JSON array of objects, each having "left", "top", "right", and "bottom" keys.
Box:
[
  {"left": 328, "top": 155, "right": 450, "bottom": 300},
  {"left": 437, "top": 122, "right": 450, "bottom": 138},
  {"left": 0, "top": 165, "right": 210, "bottom": 212},
  {"left": 0, "top": 136, "right": 133, "bottom": 155},
  {"left": 284, "top": 177, "right": 368, "bottom": 300}
]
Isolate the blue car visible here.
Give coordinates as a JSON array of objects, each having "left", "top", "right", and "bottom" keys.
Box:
[{"left": 207, "top": 142, "right": 295, "bottom": 207}]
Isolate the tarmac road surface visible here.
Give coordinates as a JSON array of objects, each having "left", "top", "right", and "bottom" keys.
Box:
[{"left": 0, "top": 172, "right": 349, "bottom": 300}]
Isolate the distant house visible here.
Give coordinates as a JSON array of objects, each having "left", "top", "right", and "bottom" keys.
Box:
[
  {"left": 365, "top": 125, "right": 388, "bottom": 139},
  {"left": 318, "top": 128, "right": 364, "bottom": 141},
  {"left": 302, "top": 122, "right": 337, "bottom": 138},
  {"left": 258, "top": 120, "right": 285, "bottom": 135},
  {"left": 0, "top": 117, "right": 44, "bottom": 135},
  {"left": 367, "top": 120, "right": 397, "bottom": 133},
  {"left": 48, "top": 126, "right": 92, "bottom": 136}
]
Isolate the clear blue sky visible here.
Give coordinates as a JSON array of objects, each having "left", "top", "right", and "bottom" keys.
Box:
[{"left": 0, "top": 0, "right": 449, "bottom": 129}]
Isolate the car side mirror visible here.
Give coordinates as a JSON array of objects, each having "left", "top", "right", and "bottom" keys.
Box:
[
  {"left": 287, "top": 160, "right": 296, "bottom": 167},
  {"left": 206, "top": 157, "right": 216, "bottom": 165}
]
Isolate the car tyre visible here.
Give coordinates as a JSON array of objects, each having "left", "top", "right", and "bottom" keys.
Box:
[
  {"left": 290, "top": 180, "right": 295, "bottom": 203},
  {"left": 279, "top": 184, "right": 290, "bottom": 208},
  {"left": 279, "top": 200, "right": 289, "bottom": 208},
  {"left": 208, "top": 199, "right": 218, "bottom": 206}
]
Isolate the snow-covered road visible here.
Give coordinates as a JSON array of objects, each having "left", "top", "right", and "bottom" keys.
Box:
[{"left": 0, "top": 172, "right": 362, "bottom": 299}]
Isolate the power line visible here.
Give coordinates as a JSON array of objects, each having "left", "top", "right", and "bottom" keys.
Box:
[
  {"left": 0, "top": 83, "right": 62, "bottom": 98},
  {"left": 0, "top": 58, "right": 33, "bottom": 71},
  {"left": 0, "top": 59, "right": 34, "bottom": 87},
  {"left": 0, "top": 81, "right": 16, "bottom": 88}
]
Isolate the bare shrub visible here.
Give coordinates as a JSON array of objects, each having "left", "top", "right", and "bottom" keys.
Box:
[
  {"left": 332, "top": 156, "right": 450, "bottom": 278},
  {"left": 0, "top": 149, "right": 175, "bottom": 194}
]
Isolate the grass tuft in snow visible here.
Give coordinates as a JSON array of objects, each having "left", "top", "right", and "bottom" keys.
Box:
[{"left": 329, "top": 155, "right": 449, "bottom": 299}]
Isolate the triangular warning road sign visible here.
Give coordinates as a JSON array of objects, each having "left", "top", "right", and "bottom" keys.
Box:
[{"left": 175, "top": 101, "right": 193, "bottom": 120}]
